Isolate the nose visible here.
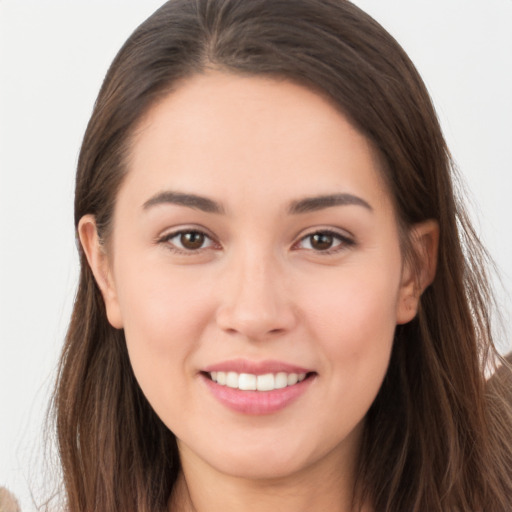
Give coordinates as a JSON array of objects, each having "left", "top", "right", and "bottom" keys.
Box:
[{"left": 215, "top": 250, "right": 297, "bottom": 341}]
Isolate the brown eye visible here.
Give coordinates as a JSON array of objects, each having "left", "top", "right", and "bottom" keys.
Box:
[
  {"left": 180, "top": 231, "right": 206, "bottom": 250},
  {"left": 162, "top": 229, "right": 216, "bottom": 252},
  {"left": 310, "top": 233, "right": 334, "bottom": 250},
  {"left": 296, "top": 230, "right": 353, "bottom": 253}
]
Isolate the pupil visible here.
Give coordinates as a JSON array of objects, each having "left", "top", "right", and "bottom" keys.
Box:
[
  {"left": 181, "top": 232, "right": 204, "bottom": 249},
  {"left": 311, "top": 233, "right": 333, "bottom": 250}
]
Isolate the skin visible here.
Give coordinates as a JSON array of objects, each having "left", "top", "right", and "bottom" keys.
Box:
[{"left": 80, "top": 71, "right": 438, "bottom": 512}]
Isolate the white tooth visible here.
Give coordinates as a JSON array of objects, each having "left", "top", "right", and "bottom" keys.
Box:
[
  {"left": 226, "top": 371, "right": 239, "bottom": 388},
  {"left": 239, "top": 373, "right": 257, "bottom": 390},
  {"left": 275, "top": 372, "right": 288, "bottom": 389},
  {"left": 257, "top": 373, "right": 275, "bottom": 391},
  {"left": 287, "top": 373, "right": 298, "bottom": 386},
  {"left": 213, "top": 371, "right": 305, "bottom": 390}
]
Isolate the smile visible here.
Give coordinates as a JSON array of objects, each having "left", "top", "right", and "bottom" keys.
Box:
[
  {"left": 201, "top": 360, "right": 316, "bottom": 414},
  {"left": 208, "top": 371, "right": 307, "bottom": 391}
]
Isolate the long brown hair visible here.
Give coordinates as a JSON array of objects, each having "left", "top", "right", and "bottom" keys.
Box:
[{"left": 51, "top": 0, "right": 512, "bottom": 510}]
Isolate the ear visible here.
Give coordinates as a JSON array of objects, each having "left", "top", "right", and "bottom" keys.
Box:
[
  {"left": 396, "top": 219, "right": 439, "bottom": 325},
  {"left": 78, "top": 215, "right": 124, "bottom": 329}
]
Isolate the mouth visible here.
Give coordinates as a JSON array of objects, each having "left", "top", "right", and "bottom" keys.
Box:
[
  {"left": 203, "top": 371, "right": 312, "bottom": 391},
  {"left": 200, "top": 359, "right": 317, "bottom": 414}
]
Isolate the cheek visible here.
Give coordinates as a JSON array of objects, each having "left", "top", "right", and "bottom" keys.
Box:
[
  {"left": 117, "top": 259, "right": 213, "bottom": 343},
  {"left": 304, "top": 262, "right": 400, "bottom": 337},
  {"left": 113, "top": 261, "right": 215, "bottom": 401},
  {"left": 300, "top": 262, "right": 400, "bottom": 386},
  {"left": 281, "top": 262, "right": 401, "bottom": 458}
]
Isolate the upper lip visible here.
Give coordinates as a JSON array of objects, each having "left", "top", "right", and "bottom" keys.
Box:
[{"left": 202, "top": 359, "right": 313, "bottom": 375}]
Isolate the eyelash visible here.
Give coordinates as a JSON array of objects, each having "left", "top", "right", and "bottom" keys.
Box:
[
  {"left": 157, "top": 229, "right": 219, "bottom": 255},
  {"left": 294, "top": 229, "right": 355, "bottom": 254},
  {"left": 157, "top": 228, "right": 355, "bottom": 255}
]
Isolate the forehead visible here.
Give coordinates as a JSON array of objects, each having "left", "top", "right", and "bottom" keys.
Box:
[{"left": 123, "top": 71, "right": 392, "bottom": 214}]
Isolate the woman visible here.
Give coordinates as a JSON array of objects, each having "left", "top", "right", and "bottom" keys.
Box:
[{"left": 51, "top": 0, "right": 512, "bottom": 510}]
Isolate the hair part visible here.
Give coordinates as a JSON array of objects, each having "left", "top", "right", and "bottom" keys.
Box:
[{"left": 51, "top": 1, "right": 512, "bottom": 511}]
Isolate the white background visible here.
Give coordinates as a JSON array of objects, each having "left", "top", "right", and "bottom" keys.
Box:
[{"left": 1, "top": 1, "right": 511, "bottom": 510}]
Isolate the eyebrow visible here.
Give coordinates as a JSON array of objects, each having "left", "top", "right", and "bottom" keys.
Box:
[
  {"left": 142, "top": 191, "right": 225, "bottom": 214},
  {"left": 288, "top": 193, "right": 373, "bottom": 214},
  {"left": 142, "top": 190, "right": 372, "bottom": 215}
]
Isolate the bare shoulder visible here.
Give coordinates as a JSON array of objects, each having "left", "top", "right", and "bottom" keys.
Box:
[
  {"left": 0, "top": 487, "right": 21, "bottom": 512},
  {"left": 491, "top": 353, "right": 512, "bottom": 384},
  {"left": 487, "top": 353, "right": 512, "bottom": 410}
]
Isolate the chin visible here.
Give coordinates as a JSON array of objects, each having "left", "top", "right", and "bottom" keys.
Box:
[
  {"left": 199, "top": 437, "right": 326, "bottom": 481},
  {"left": 216, "top": 455, "right": 309, "bottom": 481}
]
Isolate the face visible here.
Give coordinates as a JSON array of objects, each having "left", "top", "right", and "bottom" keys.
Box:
[{"left": 81, "top": 71, "right": 434, "bottom": 483}]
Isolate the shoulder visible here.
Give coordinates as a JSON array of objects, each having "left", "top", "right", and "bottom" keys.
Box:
[{"left": 0, "top": 487, "right": 21, "bottom": 512}]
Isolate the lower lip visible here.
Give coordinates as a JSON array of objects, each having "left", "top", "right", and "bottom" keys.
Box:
[{"left": 201, "top": 374, "right": 315, "bottom": 415}]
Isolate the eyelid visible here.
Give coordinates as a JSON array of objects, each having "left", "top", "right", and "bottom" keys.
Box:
[
  {"left": 156, "top": 225, "right": 221, "bottom": 254},
  {"left": 293, "top": 227, "right": 355, "bottom": 254},
  {"left": 155, "top": 225, "right": 355, "bottom": 255}
]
